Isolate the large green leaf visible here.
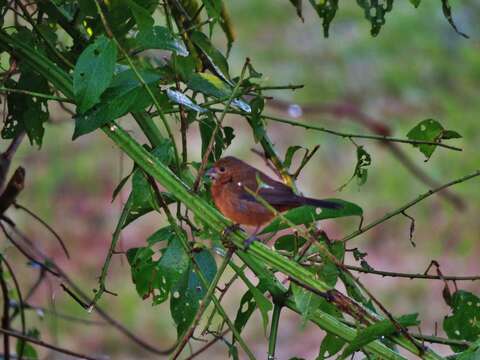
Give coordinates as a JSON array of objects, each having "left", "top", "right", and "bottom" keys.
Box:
[
  {"left": 444, "top": 291, "right": 480, "bottom": 352},
  {"left": 73, "top": 35, "right": 117, "bottom": 113},
  {"left": 170, "top": 247, "right": 217, "bottom": 337},
  {"left": 260, "top": 199, "right": 363, "bottom": 234},
  {"left": 73, "top": 68, "right": 169, "bottom": 138},
  {"left": 126, "top": 226, "right": 189, "bottom": 305}
]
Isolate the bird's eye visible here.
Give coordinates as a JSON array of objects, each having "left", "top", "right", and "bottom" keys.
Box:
[{"left": 219, "top": 166, "right": 226, "bottom": 173}]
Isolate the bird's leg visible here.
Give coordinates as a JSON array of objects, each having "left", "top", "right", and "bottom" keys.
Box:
[
  {"left": 243, "top": 225, "right": 261, "bottom": 250},
  {"left": 221, "top": 223, "right": 242, "bottom": 249}
]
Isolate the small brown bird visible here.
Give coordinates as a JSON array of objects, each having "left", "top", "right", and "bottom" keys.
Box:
[{"left": 206, "top": 156, "right": 341, "bottom": 231}]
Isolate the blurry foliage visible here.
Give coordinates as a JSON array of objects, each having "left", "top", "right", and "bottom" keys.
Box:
[{"left": 0, "top": 0, "right": 477, "bottom": 359}]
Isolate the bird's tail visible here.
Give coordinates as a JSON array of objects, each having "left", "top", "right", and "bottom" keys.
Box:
[{"left": 299, "top": 197, "right": 342, "bottom": 209}]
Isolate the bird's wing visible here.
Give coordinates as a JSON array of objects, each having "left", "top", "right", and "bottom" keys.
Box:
[{"left": 238, "top": 171, "right": 301, "bottom": 207}]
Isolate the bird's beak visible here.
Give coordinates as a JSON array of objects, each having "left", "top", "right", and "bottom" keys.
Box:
[{"left": 205, "top": 167, "right": 219, "bottom": 180}]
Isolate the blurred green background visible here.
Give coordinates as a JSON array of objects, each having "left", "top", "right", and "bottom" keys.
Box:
[{"left": 4, "top": 1, "right": 480, "bottom": 358}]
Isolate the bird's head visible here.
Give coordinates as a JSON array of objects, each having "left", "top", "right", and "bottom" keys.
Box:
[{"left": 205, "top": 156, "right": 246, "bottom": 184}]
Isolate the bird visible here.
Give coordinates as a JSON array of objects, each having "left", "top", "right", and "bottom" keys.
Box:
[{"left": 206, "top": 156, "right": 341, "bottom": 243}]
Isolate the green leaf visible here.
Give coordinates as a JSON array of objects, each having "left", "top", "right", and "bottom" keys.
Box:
[
  {"left": 289, "top": 0, "right": 304, "bottom": 21},
  {"left": 340, "top": 314, "right": 420, "bottom": 359},
  {"left": 126, "top": 226, "right": 189, "bottom": 305},
  {"left": 234, "top": 290, "right": 257, "bottom": 335},
  {"left": 234, "top": 280, "right": 270, "bottom": 335},
  {"left": 284, "top": 145, "right": 303, "bottom": 170},
  {"left": 202, "top": 0, "right": 222, "bottom": 20},
  {"left": 260, "top": 199, "right": 363, "bottom": 234},
  {"left": 190, "top": 30, "right": 230, "bottom": 82},
  {"left": 356, "top": 0, "right": 394, "bottom": 36},
  {"left": 409, "top": 0, "right": 421, "bottom": 8},
  {"left": 441, "top": 0, "right": 469, "bottom": 39},
  {"left": 137, "top": 26, "right": 189, "bottom": 56},
  {"left": 292, "top": 282, "right": 324, "bottom": 325},
  {"left": 123, "top": 0, "right": 154, "bottom": 30},
  {"left": 339, "top": 145, "right": 372, "bottom": 190},
  {"left": 3, "top": 70, "right": 50, "bottom": 147},
  {"left": 122, "top": 141, "right": 175, "bottom": 227},
  {"left": 318, "top": 333, "right": 346, "bottom": 359},
  {"left": 309, "top": 0, "right": 339, "bottom": 37},
  {"left": 186, "top": 72, "right": 251, "bottom": 112},
  {"left": 444, "top": 291, "right": 480, "bottom": 352},
  {"left": 406, "top": 119, "right": 462, "bottom": 161},
  {"left": 73, "top": 69, "right": 168, "bottom": 138},
  {"left": 170, "top": 247, "right": 217, "bottom": 337},
  {"left": 247, "top": 96, "right": 266, "bottom": 142},
  {"left": 73, "top": 35, "right": 117, "bottom": 113},
  {"left": 274, "top": 234, "right": 306, "bottom": 253},
  {"left": 454, "top": 340, "right": 480, "bottom": 359}
]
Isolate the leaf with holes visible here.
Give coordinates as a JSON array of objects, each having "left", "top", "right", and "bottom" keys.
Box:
[
  {"left": 260, "top": 199, "right": 363, "bottom": 234},
  {"left": 73, "top": 35, "right": 117, "bottom": 113},
  {"left": 407, "top": 119, "right": 462, "bottom": 161},
  {"left": 234, "top": 281, "right": 270, "bottom": 335},
  {"left": 339, "top": 145, "right": 372, "bottom": 190},
  {"left": 170, "top": 247, "right": 217, "bottom": 337},
  {"left": 3, "top": 71, "right": 50, "bottom": 147},
  {"left": 137, "top": 26, "right": 188, "bottom": 56},
  {"left": 309, "top": 0, "right": 338, "bottom": 37},
  {"left": 340, "top": 314, "right": 420, "bottom": 359},
  {"left": 356, "top": 0, "right": 394, "bottom": 36},
  {"left": 74, "top": 68, "right": 170, "bottom": 138},
  {"left": 444, "top": 291, "right": 480, "bottom": 352},
  {"left": 126, "top": 226, "right": 189, "bottom": 305}
]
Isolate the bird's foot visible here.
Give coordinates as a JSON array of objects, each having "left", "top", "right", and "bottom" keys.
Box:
[
  {"left": 243, "top": 234, "right": 260, "bottom": 250},
  {"left": 221, "top": 224, "right": 242, "bottom": 249}
]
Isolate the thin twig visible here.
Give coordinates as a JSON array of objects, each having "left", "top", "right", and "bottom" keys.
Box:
[
  {"left": 1, "top": 255, "right": 25, "bottom": 360},
  {"left": 0, "top": 327, "right": 104, "bottom": 360},
  {"left": 14, "top": 202, "right": 70, "bottom": 259},
  {"left": 341, "top": 169, "right": 480, "bottom": 242},
  {"left": 262, "top": 114, "right": 462, "bottom": 151},
  {"left": 0, "top": 262, "right": 11, "bottom": 360},
  {"left": 342, "top": 265, "right": 480, "bottom": 281}
]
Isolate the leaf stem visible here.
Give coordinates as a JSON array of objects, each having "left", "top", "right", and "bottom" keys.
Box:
[
  {"left": 267, "top": 303, "right": 282, "bottom": 360},
  {"left": 0, "top": 87, "right": 73, "bottom": 103}
]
